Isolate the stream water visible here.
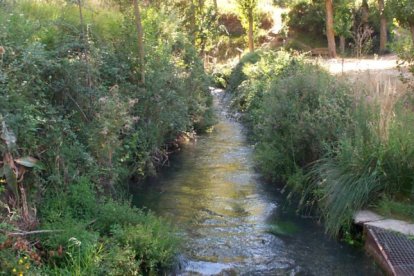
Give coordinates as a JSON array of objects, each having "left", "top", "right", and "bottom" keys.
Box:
[{"left": 132, "top": 89, "right": 381, "bottom": 275}]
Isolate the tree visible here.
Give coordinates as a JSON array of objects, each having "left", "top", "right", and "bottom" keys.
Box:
[
  {"left": 133, "top": 0, "right": 145, "bottom": 84},
  {"left": 378, "top": 0, "right": 387, "bottom": 54},
  {"left": 387, "top": 0, "right": 414, "bottom": 45},
  {"left": 325, "top": 0, "right": 337, "bottom": 58},
  {"left": 237, "top": 0, "right": 258, "bottom": 53},
  {"left": 334, "top": 1, "right": 353, "bottom": 55},
  {"left": 213, "top": 0, "right": 218, "bottom": 13}
]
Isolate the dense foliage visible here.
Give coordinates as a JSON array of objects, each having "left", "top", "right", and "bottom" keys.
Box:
[
  {"left": 281, "top": 0, "right": 409, "bottom": 55},
  {"left": 0, "top": 0, "right": 214, "bottom": 273},
  {"left": 226, "top": 50, "right": 414, "bottom": 236},
  {"left": 1, "top": 0, "right": 414, "bottom": 272}
]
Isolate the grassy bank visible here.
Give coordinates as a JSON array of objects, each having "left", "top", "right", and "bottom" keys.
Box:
[
  {"left": 0, "top": 1, "right": 214, "bottom": 274},
  {"left": 223, "top": 50, "right": 414, "bottom": 237}
]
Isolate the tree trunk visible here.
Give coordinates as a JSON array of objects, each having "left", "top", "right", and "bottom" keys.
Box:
[
  {"left": 339, "top": 35, "right": 345, "bottom": 55},
  {"left": 213, "top": 0, "right": 218, "bottom": 13},
  {"left": 325, "top": 0, "right": 336, "bottom": 58},
  {"left": 248, "top": 9, "right": 254, "bottom": 53},
  {"left": 378, "top": 0, "right": 387, "bottom": 54},
  {"left": 133, "top": 0, "right": 145, "bottom": 85}
]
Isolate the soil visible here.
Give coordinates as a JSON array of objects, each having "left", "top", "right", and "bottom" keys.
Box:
[{"left": 316, "top": 54, "right": 411, "bottom": 93}]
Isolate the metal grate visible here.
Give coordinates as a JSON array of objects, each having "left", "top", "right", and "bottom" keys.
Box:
[{"left": 369, "top": 226, "right": 414, "bottom": 275}]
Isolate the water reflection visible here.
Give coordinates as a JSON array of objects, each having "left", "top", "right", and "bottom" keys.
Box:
[{"left": 132, "top": 90, "right": 381, "bottom": 275}]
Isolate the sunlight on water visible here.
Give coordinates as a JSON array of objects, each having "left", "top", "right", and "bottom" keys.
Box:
[{"left": 132, "top": 89, "right": 381, "bottom": 275}]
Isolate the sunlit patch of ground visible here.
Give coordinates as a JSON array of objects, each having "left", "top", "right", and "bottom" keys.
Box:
[
  {"left": 314, "top": 55, "right": 412, "bottom": 94},
  {"left": 319, "top": 55, "right": 400, "bottom": 74}
]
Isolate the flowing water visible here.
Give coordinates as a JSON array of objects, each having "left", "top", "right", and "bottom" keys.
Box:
[{"left": 132, "top": 89, "right": 381, "bottom": 275}]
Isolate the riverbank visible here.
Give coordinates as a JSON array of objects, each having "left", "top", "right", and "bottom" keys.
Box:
[
  {"left": 132, "top": 88, "right": 380, "bottom": 275},
  {"left": 219, "top": 49, "right": 414, "bottom": 239},
  {"left": 0, "top": 1, "right": 214, "bottom": 274}
]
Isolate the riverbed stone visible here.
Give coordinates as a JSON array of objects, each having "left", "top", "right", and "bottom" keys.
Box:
[{"left": 353, "top": 210, "right": 384, "bottom": 225}]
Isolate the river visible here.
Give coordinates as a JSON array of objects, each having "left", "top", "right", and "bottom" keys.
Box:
[{"left": 132, "top": 89, "right": 381, "bottom": 275}]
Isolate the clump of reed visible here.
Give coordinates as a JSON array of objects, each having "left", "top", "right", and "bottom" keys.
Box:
[{"left": 303, "top": 77, "right": 414, "bottom": 236}]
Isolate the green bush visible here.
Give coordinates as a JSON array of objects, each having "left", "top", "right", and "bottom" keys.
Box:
[
  {"left": 0, "top": 0, "right": 217, "bottom": 272},
  {"left": 94, "top": 200, "right": 147, "bottom": 235},
  {"left": 227, "top": 51, "right": 262, "bottom": 93},
  {"left": 227, "top": 51, "right": 354, "bottom": 184},
  {"left": 253, "top": 61, "right": 353, "bottom": 182},
  {"left": 111, "top": 221, "right": 179, "bottom": 272},
  {"left": 38, "top": 179, "right": 178, "bottom": 273},
  {"left": 305, "top": 98, "right": 414, "bottom": 235},
  {"left": 225, "top": 49, "right": 414, "bottom": 236},
  {"left": 229, "top": 50, "right": 295, "bottom": 122},
  {"left": 212, "top": 64, "right": 233, "bottom": 89},
  {"left": 284, "top": 1, "right": 326, "bottom": 38},
  {"left": 96, "top": 243, "right": 140, "bottom": 275}
]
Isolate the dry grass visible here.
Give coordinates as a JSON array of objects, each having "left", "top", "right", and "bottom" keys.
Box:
[
  {"left": 316, "top": 54, "right": 410, "bottom": 92},
  {"left": 370, "top": 80, "right": 402, "bottom": 143},
  {"left": 316, "top": 55, "right": 411, "bottom": 142}
]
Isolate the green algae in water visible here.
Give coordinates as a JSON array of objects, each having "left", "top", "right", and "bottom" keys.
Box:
[{"left": 266, "top": 221, "right": 299, "bottom": 236}]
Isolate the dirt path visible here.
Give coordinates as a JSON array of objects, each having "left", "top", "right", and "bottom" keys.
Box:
[{"left": 315, "top": 55, "right": 410, "bottom": 93}]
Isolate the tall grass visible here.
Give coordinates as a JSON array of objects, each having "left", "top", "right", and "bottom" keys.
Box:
[
  {"left": 304, "top": 80, "right": 414, "bottom": 236},
  {"left": 226, "top": 50, "right": 414, "bottom": 236}
]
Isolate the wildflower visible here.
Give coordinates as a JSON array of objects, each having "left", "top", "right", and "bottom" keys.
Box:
[
  {"left": 18, "top": 259, "right": 23, "bottom": 264},
  {"left": 25, "top": 264, "right": 30, "bottom": 270},
  {"left": 12, "top": 268, "right": 16, "bottom": 273},
  {"left": 68, "top": 237, "right": 81, "bottom": 247},
  {"left": 18, "top": 272, "right": 23, "bottom": 276}
]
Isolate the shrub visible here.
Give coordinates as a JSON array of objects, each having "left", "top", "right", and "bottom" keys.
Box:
[
  {"left": 218, "top": 12, "right": 245, "bottom": 37},
  {"left": 0, "top": 1, "right": 216, "bottom": 271},
  {"left": 227, "top": 51, "right": 261, "bottom": 93},
  {"left": 94, "top": 200, "right": 147, "bottom": 235},
  {"left": 229, "top": 50, "right": 294, "bottom": 121},
  {"left": 211, "top": 64, "right": 233, "bottom": 88},
  {"left": 111, "top": 220, "right": 179, "bottom": 272},
  {"left": 304, "top": 91, "right": 414, "bottom": 235},
  {"left": 96, "top": 243, "right": 140, "bottom": 275},
  {"left": 254, "top": 62, "right": 353, "bottom": 182},
  {"left": 285, "top": 1, "right": 326, "bottom": 38},
  {"left": 225, "top": 50, "right": 414, "bottom": 237}
]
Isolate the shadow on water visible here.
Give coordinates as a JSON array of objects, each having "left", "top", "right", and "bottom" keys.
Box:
[{"left": 131, "top": 89, "right": 382, "bottom": 275}]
